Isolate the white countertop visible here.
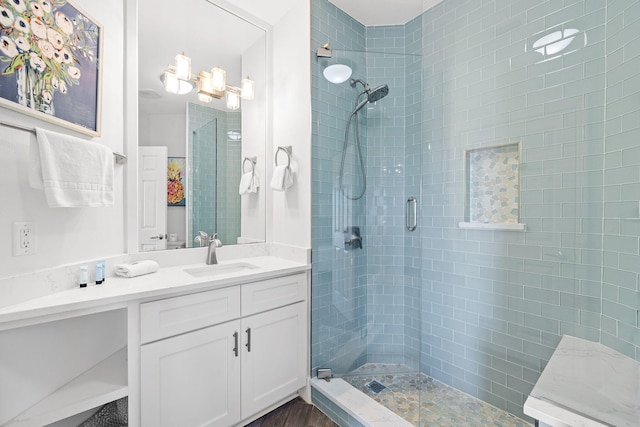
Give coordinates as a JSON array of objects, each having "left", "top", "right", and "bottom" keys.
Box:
[
  {"left": 524, "top": 335, "right": 640, "bottom": 427},
  {"left": 0, "top": 256, "right": 309, "bottom": 327}
]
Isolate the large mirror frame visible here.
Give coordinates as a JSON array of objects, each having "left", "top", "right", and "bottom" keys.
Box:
[{"left": 125, "top": 0, "right": 272, "bottom": 254}]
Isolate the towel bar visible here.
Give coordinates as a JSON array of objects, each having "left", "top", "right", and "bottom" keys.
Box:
[{"left": 0, "top": 120, "right": 127, "bottom": 165}]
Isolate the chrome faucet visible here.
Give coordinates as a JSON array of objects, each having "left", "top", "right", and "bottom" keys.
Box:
[
  {"left": 194, "top": 231, "right": 209, "bottom": 247},
  {"left": 206, "top": 233, "right": 223, "bottom": 265}
]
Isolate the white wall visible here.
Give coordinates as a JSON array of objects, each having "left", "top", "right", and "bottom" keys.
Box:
[
  {"left": 241, "top": 37, "right": 267, "bottom": 242},
  {"left": 0, "top": 0, "right": 126, "bottom": 277},
  {"left": 269, "top": 0, "right": 312, "bottom": 249},
  {"left": 0, "top": 0, "right": 313, "bottom": 281}
]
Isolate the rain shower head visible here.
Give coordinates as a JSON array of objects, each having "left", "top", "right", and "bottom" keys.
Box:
[
  {"left": 350, "top": 79, "right": 390, "bottom": 113},
  {"left": 367, "top": 84, "right": 389, "bottom": 103}
]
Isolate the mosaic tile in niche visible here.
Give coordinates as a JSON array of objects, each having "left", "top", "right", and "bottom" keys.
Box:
[{"left": 466, "top": 143, "right": 520, "bottom": 224}]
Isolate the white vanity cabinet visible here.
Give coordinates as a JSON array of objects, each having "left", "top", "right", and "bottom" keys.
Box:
[
  {"left": 140, "top": 320, "right": 242, "bottom": 427},
  {"left": 240, "top": 301, "right": 307, "bottom": 418},
  {"left": 138, "top": 273, "right": 308, "bottom": 427}
]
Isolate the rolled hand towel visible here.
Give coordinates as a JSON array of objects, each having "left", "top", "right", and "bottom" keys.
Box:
[{"left": 114, "top": 260, "right": 159, "bottom": 278}]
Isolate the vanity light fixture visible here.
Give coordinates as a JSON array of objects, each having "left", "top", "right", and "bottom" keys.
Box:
[
  {"left": 226, "top": 90, "right": 240, "bottom": 110},
  {"left": 161, "top": 53, "right": 255, "bottom": 110}
]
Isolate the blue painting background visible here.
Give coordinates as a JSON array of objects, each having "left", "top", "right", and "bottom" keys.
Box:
[{"left": 0, "top": 1, "right": 100, "bottom": 132}]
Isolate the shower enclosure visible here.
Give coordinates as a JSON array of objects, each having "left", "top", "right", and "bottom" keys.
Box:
[
  {"left": 312, "top": 0, "right": 640, "bottom": 426},
  {"left": 311, "top": 4, "right": 427, "bottom": 422}
]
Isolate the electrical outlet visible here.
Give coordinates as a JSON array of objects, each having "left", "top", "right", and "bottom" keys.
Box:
[{"left": 13, "top": 222, "right": 36, "bottom": 256}]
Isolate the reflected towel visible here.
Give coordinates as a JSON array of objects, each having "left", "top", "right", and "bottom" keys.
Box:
[
  {"left": 270, "top": 165, "right": 293, "bottom": 191},
  {"left": 239, "top": 172, "right": 253, "bottom": 195},
  {"left": 114, "top": 260, "right": 159, "bottom": 278},
  {"left": 29, "top": 128, "right": 114, "bottom": 207},
  {"left": 249, "top": 172, "right": 260, "bottom": 193}
]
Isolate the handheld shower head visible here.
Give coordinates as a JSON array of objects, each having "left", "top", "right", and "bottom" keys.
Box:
[
  {"left": 350, "top": 82, "right": 390, "bottom": 114},
  {"left": 367, "top": 84, "right": 389, "bottom": 103}
]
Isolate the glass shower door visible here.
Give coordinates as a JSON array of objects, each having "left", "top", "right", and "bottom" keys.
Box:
[{"left": 311, "top": 44, "right": 424, "bottom": 425}]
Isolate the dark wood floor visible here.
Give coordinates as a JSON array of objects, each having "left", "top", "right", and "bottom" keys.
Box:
[{"left": 245, "top": 397, "right": 338, "bottom": 427}]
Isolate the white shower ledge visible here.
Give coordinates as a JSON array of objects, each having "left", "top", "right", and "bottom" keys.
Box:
[
  {"left": 311, "top": 378, "right": 413, "bottom": 427},
  {"left": 0, "top": 256, "right": 309, "bottom": 329},
  {"left": 524, "top": 335, "right": 640, "bottom": 427},
  {"left": 458, "top": 222, "right": 525, "bottom": 231}
]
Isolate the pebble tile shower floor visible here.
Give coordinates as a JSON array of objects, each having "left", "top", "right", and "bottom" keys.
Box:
[{"left": 344, "top": 364, "right": 531, "bottom": 427}]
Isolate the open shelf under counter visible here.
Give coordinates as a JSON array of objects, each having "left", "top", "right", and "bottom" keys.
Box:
[{"left": 5, "top": 347, "right": 128, "bottom": 427}]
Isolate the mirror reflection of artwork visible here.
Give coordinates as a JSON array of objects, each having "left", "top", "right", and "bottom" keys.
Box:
[
  {"left": 167, "top": 157, "right": 186, "bottom": 206},
  {"left": 465, "top": 143, "right": 520, "bottom": 224},
  {"left": 0, "top": 0, "right": 102, "bottom": 135}
]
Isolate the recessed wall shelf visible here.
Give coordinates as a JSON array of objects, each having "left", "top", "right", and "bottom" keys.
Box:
[
  {"left": 5, "top": 347, "right": 128, "bottom": 427},
  {"left": 461, "top": 142, "right": 524, "bottom": 231}
]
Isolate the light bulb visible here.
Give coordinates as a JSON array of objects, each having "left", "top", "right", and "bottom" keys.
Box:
[
  {"left": 174, "top": 53, "right": 191, "bottom": 80},
  {"left": 211, "top": 66, "right": 226, "bottom": 98},
  {"left": 226, "top": 91, "right": 240, "bottom": 110},
  {"left": 241, "top": 77, "right": 255, "bottom": 100},
  {"left": 163, "top": 71, "right": 179, "bottom": 94}
]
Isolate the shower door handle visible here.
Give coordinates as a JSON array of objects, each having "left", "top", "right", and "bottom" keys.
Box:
[{"left": 406, "top": 197, "right": 417, "bottom": 232}]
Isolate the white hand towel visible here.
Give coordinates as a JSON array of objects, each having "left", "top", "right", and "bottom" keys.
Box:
[
  {"left": 249, "top": 172, "right": 260, "bottom": 193},
  {"left": 30, "top": 128, "right": 114, "bottom": 208},
  {"left": 114, "top": 260, "right": 159, "bottom": 278},
  {"left": 239, "top": 172, "right": 253, "bottom": 195},
  {"left": 270, "top": 165, "right": 294, "bottom": 191}
]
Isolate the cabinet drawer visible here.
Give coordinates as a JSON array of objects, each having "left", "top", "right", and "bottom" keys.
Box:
[
  {"left": 140, "top": 287, "right": 240, "bottom": 344},
  {"left": 241, "top": 273, "right": 306, "bottom": 316}
]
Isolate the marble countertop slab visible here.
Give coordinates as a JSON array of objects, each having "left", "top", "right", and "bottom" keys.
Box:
[
  {"left": 0, "top": 256, "right": 309, "bottom": 328},
  {"left": 524, "top": 335, "right": 640, "bottom": 427}
]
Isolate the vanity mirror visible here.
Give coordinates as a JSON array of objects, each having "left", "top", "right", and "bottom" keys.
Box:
[{"left": 137, "top": 0, "right": 267, "bottom": 251}]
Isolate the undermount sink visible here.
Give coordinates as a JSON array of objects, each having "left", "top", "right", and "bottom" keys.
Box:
[{"left": 184, "top": 262, "right": 259, "bottom": 278}]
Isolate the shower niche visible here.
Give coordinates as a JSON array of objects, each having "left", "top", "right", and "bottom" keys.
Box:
[{"left": 459, "top": 142, "right": 525, "bottom": 231}]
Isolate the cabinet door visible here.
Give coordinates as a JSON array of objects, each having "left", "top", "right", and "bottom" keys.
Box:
[
  {"left": 241, "top": 302, "right": 307, "bottom": 419},
  {"left": 141, "top": 321, "right": 241, "bottom": 427}
]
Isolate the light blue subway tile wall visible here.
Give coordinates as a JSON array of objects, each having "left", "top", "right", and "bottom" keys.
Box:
[
  {"left": 311, "top": 0, "right": 369, "bottom": 376},
  {"left": 404, "top": 13, "right": 425, "bottom": 370},
  {"left": 220, "top": 112, "right": 241, "bottom": 244},
  {"left": 420, "top": 0, "right": 607, "bottom": 420},
  {"left": 188, "top": 103, "right": 240, "bottom": 246},
  {"left": 188, "top": 105, "right": 218, "bottom": 245},
  {"left": 603, "top": 0, "right": 640, "bottom": 360},
  {"left": 363, "top": 24, "right": 413, "bottom": 366},
  {"left": 312, "top": 0, "right": 424, "bottom": 374},
  {"left": 314, "top": 0, "right": 640, "bottom": 423}
]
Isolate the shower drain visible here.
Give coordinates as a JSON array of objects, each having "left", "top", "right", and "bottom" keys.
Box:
[{"left": 367, "top": 380, "right": 386, "bottom": 393}]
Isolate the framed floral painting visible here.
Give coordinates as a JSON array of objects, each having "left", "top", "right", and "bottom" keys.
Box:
[
  {"left": 167, "top": 157, "right": 186, "bottom": 206},
  {"left": 0, "top": 0, "right": 102, "bottom": 136}
]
